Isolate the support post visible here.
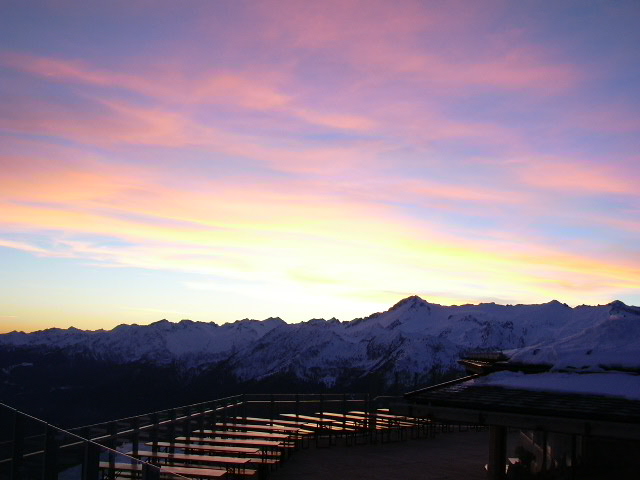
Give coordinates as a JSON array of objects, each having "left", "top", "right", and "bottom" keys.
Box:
[
  {"left": 131, "top": 417, "right": 140, "bottom": 457},
  {"left": 342, "top": 394, "right": 347, "bottom": 432},
  {"left": 81, "top": 442, "right": 100, "bottom": 480},
  {"left": 198, "top": 403, "right": 205, "bottom": 433},
  {"left": 42, "top": 425, "right": 58, "bottom": 480},
  {"left": 107, "top": 422, "right": 116, "bottom": 472},
  {"left": 269, "top": 394, "right": 275, "bottom": 422},
  {"left": 488, "top": 425, "right": 507, "bottom": 480},
  {"left": 151, "top": 413, "right": 159, "bottom": 454},
  {"left": 10, "top": 411, "right": 24, "bottom": 480},
  {"left": 184, "top": 405, "right": 192, "bottom": 441},
  {"left": 542, "top": 431, "right": 548, "bottom": 471},
  {"left": 570, "top": 434, "right": 577, "bottom": 480},
  {"left": 169, "top": 409, "right": 176, "bottom": 450}
]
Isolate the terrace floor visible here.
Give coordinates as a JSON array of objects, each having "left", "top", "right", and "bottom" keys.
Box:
[{"left": 270, "top": 429, "right": 490, "bottom": 480}]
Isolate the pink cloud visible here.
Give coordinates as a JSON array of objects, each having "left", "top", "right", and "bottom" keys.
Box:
[
  {"left": 401, "top": 178, "right": 526, "bottom": 204},
  {"left": 0, "top": 51, "right": 286, "bottom": 107},
  {"left": 0, "top": 91, "right": 386, "bottom": 175},
  {"left": 563, "top": 105, "right": 640, "bottom": 134},
  {"left": 0, "top": 95, "right": 205, "bottom": 148},
  {"left": 291, "top": 108, "right": 376, "bottom": 131},
  {"left": 516, "top": 160, "right": 638, "bottom": 196},
  {"left": 1, "top": 51, "right": 380, "bottom": 134},
  {"left": 246, "top": 1, "right": 579, "bottom": 93},
  {"left": 347, "top": 43, "right": 578, "bottom": 93}
]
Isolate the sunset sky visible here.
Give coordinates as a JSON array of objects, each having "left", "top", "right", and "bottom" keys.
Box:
[{"left": 1, "top": 1, "right": 639, "bottom": 332}]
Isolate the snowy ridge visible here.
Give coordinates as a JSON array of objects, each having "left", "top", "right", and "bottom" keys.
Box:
[
  {"left": 1, "top": 317, "right": 285, "bottom": 365},
  {"left": 1, "top": 296, "right": 639, "bottom": 387}
]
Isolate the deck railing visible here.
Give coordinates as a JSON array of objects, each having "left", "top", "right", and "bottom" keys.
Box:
[
  {"left": 64, "top": 393, "right": 373, "bottom": 446},
  {"left": 0, "top": 402, "right": 189, "bottom": 480},
  {"left": 1, "top": 393, "right": 410, "bottom": 479}
]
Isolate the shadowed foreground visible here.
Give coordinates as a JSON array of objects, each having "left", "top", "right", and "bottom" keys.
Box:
[{"left": 270, "top": 429, "right": 489, "bottom": 480}]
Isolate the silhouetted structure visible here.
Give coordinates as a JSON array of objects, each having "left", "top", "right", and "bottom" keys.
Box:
[
  {"left": 1, "top": 394, "right": 430, "bottom": 479},
  {"left": 398, "top": 353, "right": 640, "bottom": 479}
]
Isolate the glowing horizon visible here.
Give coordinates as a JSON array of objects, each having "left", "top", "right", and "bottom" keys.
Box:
[{"left": 1, "top": 1, "right": 639, "bottom": 333}]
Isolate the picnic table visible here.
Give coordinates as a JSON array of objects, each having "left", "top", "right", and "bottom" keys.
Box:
[
  {"left": 98, "top": 461, "right": 228, "bottom": 479},
  {"left": 144, "top": 441, "right": 260, "bottom": 456},
  {"left": 134, "top": 450, "right": 255, "bottom": 477},
  {"left": 175, "top": 435, "right": 290, "bottom": 460}
]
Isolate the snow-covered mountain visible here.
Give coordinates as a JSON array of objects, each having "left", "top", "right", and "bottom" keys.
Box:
[{"left": 2, "top": 296, "right": 639, "bottom": 388}]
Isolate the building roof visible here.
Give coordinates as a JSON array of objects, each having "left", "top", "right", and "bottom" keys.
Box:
[
  {"left": 405, "top": 374, "right": 640, "bottom": 425},
  {"left": 399, "top": 354, "right": 640, "bottom": 440}
]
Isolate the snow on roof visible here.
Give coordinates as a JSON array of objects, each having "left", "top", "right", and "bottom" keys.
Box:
[{"left": 474, "top": 370, "right": 640, "bottom": 401}]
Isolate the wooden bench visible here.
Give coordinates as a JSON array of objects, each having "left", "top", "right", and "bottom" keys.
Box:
[
  {"left": 231, "top": 417, "right": 314, "bottom": 428},
  {"left": 278, "top": 414, "right": 351, "bottom": 431},
  {"left": 234, "top": 416, "right": 318, "bottom": 431},
  {"left": 350, "top": 410, "right": 422, "bottom": 426},
  {"left": 353, "top": 410, "right": 432, "bottom": 436},
  {"left": 279, "top": 414, "right": 346, "bottom": 447},
  {"left": 279, "top": 414, "right": 339, "bottom": 425},
  {"left": 344, "top": 411, "right": 418, "bottom": 441},
  {"left": 144, "top": 441, "right": 260, "bottom": 456},
  {"left": 145, "top": 441, "right": 281, "bottom": 463},
  {"left": 176, "top": 436, "right": 288, "bottom": 450},
  {"left": 211, "top": 422, "right": 310, "bottom": 448},
  {"left": 194, "top": 430, "right": 292, "bottom": 441},
  {"left": 98, "top": 461, "right": 227, "bottom": 479},
  {"left": 214, "top": 422, "right": 301, "bottom": 433},
  {"left": 175, "top": 435, "right": 291, "bottom": 460},
  {"left": 134, "top": 450, "right": 253, "bottom": 473}
]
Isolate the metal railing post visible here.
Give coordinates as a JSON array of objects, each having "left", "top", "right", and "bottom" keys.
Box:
[
  {"left": 42, "top": 425, "right": 58, "bottom": 480},
  {"left": 169, "top": 409, "right": 177, "bottom": 449},
  {"left": 269, "top": 394, "right": 275, "bottom": 422},
  {"left": 81, "top": 441, "right": 100, "bottom": 480},
  {"left": 184, "top": 405, "right": 192, "bottom": 441},
  {"left": 198, "top": 403, "right": 205, "bottom": 432},
  {"left": 10, "top": 410, "right": 24, "bottom": 480},
  {"left": 151, "top": 413, "right": 159, "bottom": 454},
  {"left": 132, "top": 417, "right": 140, "bottom": 457}
]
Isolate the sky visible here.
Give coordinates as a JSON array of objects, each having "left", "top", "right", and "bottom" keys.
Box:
[{"left": 1, "top": 0, "right": 639, "bottom": 333}]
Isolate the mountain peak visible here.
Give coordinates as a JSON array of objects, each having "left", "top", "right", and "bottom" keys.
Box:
[
  {"left": 544, "top": 299, "right": 570, "bottom": 308},
  {"left": 608, "top": 300, "right": 627, "bottom": 308},
  {"left": 150, "top": 319, "right": 171, "bottom": 326},
  {"left": 390, "top": 295, "right": 428, "bottom": 311},
  {"left": 263, "top": 317, "right": 285, "bottom": 324}
]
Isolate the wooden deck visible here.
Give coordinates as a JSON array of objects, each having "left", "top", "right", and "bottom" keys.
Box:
[
  {"left": 100, "top": 410, "right": 433, "bottom": 479},
  {"left": 268, "top": 429, "right": 491, "bottom": 480}
]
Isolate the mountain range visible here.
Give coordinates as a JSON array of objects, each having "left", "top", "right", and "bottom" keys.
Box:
[{"left": 2, "top": 296, "right": 639, "bottom": 425}]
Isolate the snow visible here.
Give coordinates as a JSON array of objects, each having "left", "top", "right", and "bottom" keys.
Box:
[
  {"left": 1, "top": 296, "right": 638, "bottom": 386},
  {"left": 474, "top": 371, "right": 640, "bottom": 401},
  {"left": 507, "top": 301, "right": 640, "bottom": 371}
]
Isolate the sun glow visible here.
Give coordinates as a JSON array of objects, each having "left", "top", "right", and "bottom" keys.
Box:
[{"left": 1, "top": 1, "right": 639, "bottom": 331}]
